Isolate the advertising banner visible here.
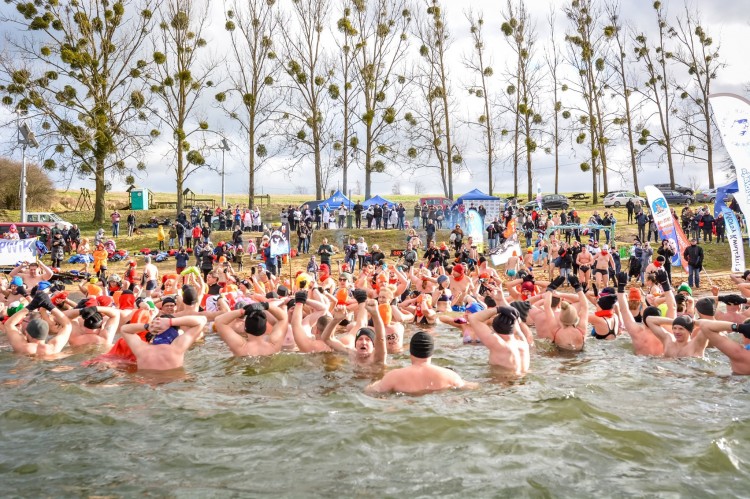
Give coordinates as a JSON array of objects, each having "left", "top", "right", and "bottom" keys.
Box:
[
  {"left": 0, "top": 238, "right": 39, "bottom": 266},
  {"left": 644, "top": 185, "right": 688, "bottom": 271},
  {"left": 722, "top": 207, "right": 745, "bottom": 272}
]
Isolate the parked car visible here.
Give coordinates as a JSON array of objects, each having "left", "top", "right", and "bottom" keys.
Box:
[
  {"left": 695, "top": 188, "right": 717, "bottom": 204},
  {"left": 524, "top": 194, "right": 570, "bottom": 211},
  {"left": 24, "top": 212, "right": 72, "bottom": 229},
  {"left": 661, "top": 189, "right": 694, "bottom": 205},
  {"left": 654, "top": 183, "right": 694, "bottom": 195},
  {"left": 603, "top": 192, "right": 646, "bottom": 208},
  {"left": 694, "top": 188, "right": 733, "bottom": 204},
  {"left": 0, "top": 222, "right": 59, "bottom": 238}
]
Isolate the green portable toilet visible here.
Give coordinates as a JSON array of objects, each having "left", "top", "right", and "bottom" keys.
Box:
[{"left": 130, "top": 188, "right": 149, "bottom": 210}]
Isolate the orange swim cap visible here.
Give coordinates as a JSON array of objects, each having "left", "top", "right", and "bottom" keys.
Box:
[
  {"left": 336, "top": 288, "right": 349, "bottom": 305},
  {"left": 378, "top": 303, "right": 392, "bottom": 326}
]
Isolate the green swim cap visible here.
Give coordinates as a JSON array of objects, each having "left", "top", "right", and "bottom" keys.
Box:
[{"left": 677, "top": 283, "right": 692, "bottom": 296}]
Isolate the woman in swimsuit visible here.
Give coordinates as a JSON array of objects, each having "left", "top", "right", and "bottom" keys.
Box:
[
  {"left": 588, "top": 293, "right": 620, "bottom": 340},
  {"left": 542, "top": 277, "right": 588, "bottom": 351},
  {"left": 432, "top": 275, "right": 453, "bottom": 313}
]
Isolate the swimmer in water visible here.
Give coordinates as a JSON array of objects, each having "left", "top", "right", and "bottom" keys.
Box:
[
  {"left": 365, "top": 331, "right": 475, "bottom": 394},
  {"left": 615, "top": 272, "right": 666, "bottom": 356},
  {"left": 290, "top": 291, "right": 333, "bottom": 353},
  {"left": 3, "top": 292, "right": 73, "bottom": 357},
  {"left": 214, "top": 302, "right": 290, "bottom": 357},
  {"left": 467, "top": 305, "right": 530, "bottom": 375},
  {"left": 322, "top": 300, "right": 386, "bottom": 366},
  {"left": 119, "top": 314, "right": 207, "bottom": 370},
  {"left": 694, "top": 319, "right": 750, "bottom": 375},
  {"left": 540, "top": 275, "right": 589, "bottom": 352}
]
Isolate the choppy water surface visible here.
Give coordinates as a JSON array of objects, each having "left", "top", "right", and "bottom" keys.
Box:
[{"left": 1, "top": 324, "right": 749, "bottom": 498}]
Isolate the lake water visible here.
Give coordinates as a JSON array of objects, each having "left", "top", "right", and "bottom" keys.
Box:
[{"left": 1, "top": 324, "right": 749, "bottom": 498}]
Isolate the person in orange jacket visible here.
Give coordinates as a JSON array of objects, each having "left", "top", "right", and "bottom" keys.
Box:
[{"left": 92, "top": 243, "right": 109, "bottom": 282}]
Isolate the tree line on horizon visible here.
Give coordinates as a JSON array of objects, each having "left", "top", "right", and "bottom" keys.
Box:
[{"left": 0, "top": 0, "right": 729, "bottom": 223}]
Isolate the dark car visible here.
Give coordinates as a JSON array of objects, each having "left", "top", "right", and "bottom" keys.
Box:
[
  {"left": 524, "top": 194, "right": 569, "bottom": 211},
  {"left": 661, "top": 189, "right": 694, "bottom": 206},
  {"left": 654, "top": 183, "right": 694, "bottom": 196}
]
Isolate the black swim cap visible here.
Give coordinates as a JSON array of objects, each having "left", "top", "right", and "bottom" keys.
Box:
[
  {"left": 80, "top": 307, "right": 103, "bottom": 330},
  {"left": 492, "top": 306, "right": 519, "bottom": 335},
  {"left": 509, "top": 300, "right": 531, "bottom": 322},
  {"left": 26, "top": 317, "right": 49, "bottom": 341},
  {"left": 277, "top": 285, "right": 289, "bottom": 297},
  {"left": 182, "top": 285, "right": 198, "bottom": 306},
  {"left": 597, "top": 295, "right": 617, "bottom": 311},
  {"left": 355, "top": 327, "right": 375, "bottom": 343},
  {"left": 695, "top": 297, "right": 716, "bottom": 317},
  {"left": 244, "top": 310, "right": 267, "bottom": 336},
  {"left": 484, "top": 296, "right": 497, "bottom": 308},
  {"left": 409, "top": 331, "right": 434, "bottom": 359},
  {"left": 672, "top": 315, "right": 694, "bottom": 333},
  {"left": 642, "top": 306, "right": 661, "bottom": 323}
]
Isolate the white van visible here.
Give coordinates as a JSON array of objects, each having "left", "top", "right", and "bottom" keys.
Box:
[{"left": 24, "top": 212, "right": 73, "bottom": 229}]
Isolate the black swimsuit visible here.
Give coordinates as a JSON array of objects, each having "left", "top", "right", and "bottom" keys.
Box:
[{"left": 593, "top": 316, "right": 617, "bottom": 340}]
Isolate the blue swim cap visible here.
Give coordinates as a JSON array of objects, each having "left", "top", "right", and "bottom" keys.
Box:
[
  {"left": 37, "top": 281, "right": 52, "bottom": 291},
  {"left": 437, "top": 275, "right": 449, "bottom": 285},
  {"left": 11, "top": 276, "right": 23, "bottom": 287}
]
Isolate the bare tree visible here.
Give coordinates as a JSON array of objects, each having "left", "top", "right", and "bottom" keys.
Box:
[
  {"left": 330, "top": 0, "right": 362, "bottom": 194},
  {"left": 218, "top": 0, "right": 283, "bottom": 207},
  {"left": 0, "top": 1, "right": 157, "bottom": 223},
  {"left": 146, "top": 0, "right": 217, "bottom": 213},
  {"left": 544, "top": 11, "right": 565, "bottom": 194},
  {"left": 633, "top": 1, "right": 678, "bottom": 189},
  {"left": 670, "top": 6, "right": 725, "bottom": 189},
  {"left": 391, "top": 182, "right": 401, "bottom": 195},
  {"left": 464, "top": 10, "right": 498, "bottom": 196},
  {"left": 280, "top": 0, "right": 334, "bottom": 200},
  {"left": 503, "top": 0, "right": 544, "bottom": 201},
  {"left": 603, "top": 1, "right": 641, "bottom": 194},
  {"left": 564, "top": 0, "right": 611, "bottom": 203},
  {"left": 411, "top": 0, "right": 460, "bottom": 199},
  {"left": 349, "top": 0, "right": 412, "bottom": 200},
  {"left": 414, "top": 180, "right": 425, "bottom": 195}
]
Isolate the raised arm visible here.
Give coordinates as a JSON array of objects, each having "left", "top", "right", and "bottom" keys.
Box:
[
  {"left": 321, "top": 306, "right": 351, "bottom": 353},
  {"left": 616, "top": 272, "right": 639, "bottom": 332},
  {"left": 365, "top": 299, "right": 387, "bottom": 365},
  {"left": 47, "top": 308, "right": 73, "bottom": 353},
  {"left": 214, "top": 309, "right": 248, "bottom": 355}
]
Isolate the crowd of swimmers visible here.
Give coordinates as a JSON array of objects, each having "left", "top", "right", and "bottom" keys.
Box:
[{"left": 2, "top": 232, "right": 750, "bottom": 395}]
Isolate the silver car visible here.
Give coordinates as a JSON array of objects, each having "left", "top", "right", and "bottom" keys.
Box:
[{"left": 602, "top": 192, "right": 646, "bottom": 208}]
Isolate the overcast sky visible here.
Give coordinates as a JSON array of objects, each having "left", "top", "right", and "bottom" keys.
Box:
[{"left": 1, "top": 0, "right": 748, "bottom": 199}]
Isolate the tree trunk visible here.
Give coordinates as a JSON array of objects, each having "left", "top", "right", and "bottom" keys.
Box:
[
  {"left": 93, "top": 159, "right": 106, "bottom": 224},
  {"left": 624, "top": 93, "right": 639, "bottom": 195},
  {"left": 313, "top": 121, "right": 322, "bottom": 200},
  {"left": 512, "top": 86, "right": 520, "bottom": 198},
  {"left": 705, "top": 100, "right": 714, "bottom": 189},
  {"left": 554, "top": 112, "right": 559, "bottom": 194},
  {"left": 342, "top": 97, "right": 349, "bottom": 196},
  {"left": 365, "top": 126, "right": 373, "bottom": 200},
  {"left": 176, "top": 142, "right": 184, "bottom": 214},
  {"left": 248, "top": 120, "right": 256, "bottom": 209},
  {"left": 440, "top": 87, "right": 453, "bottom": 200}
]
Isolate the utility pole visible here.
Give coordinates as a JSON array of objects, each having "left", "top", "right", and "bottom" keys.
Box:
[{"left": 219, "top": 137, "right": 230, "bottom": 207}]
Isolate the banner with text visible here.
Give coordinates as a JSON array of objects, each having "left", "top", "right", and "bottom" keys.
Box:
[
  {"left": 644, "top": 185, "right": 688, "bottom": 271},
  {"left": 0, "top": 238, "right": 39, "bottom": 266},
  {"left": 709, "top": 94, "right": 750, "bottom": 224},
  {"left": 722, "top": 207, "right": 745, "bottom": 272}
]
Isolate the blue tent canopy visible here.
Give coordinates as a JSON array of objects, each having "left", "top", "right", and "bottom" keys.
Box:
[
  {"left": 714, "top": 180, "right": 738, "bottom": 217},
  {"left": 451, "top": 188, "right": 499, "bottom": 208},
  {"left": 320, "top": 190, "right": 354, "bottom": 210},
  {"left": 361, "top": 195, "right": 394, "bottom": 208}
]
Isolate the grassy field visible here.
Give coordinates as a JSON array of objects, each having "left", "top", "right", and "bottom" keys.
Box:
[{"left": 3, "top": 190, "right": 745, "bottom": 293}]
